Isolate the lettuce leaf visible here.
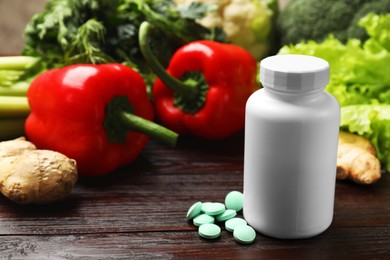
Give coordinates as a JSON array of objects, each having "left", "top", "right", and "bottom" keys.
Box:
[
  {"left": 341, "top": 105, "right": 390, "bottom": 172},
  {"left": 279, "top": 34, "right": 390, "bottom": 107},
  {"left": 279, "top": 13, "right": 390, "bottom": 171}
]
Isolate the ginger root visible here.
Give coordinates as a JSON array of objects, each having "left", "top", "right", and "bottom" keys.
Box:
[
  {"left": 0, "top": 137, "right": 78, "bottom": 204},
  {"left": 337, "top": 131, "right": 381, "bottom": 184}
]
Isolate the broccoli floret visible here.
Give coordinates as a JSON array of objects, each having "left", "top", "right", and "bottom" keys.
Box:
[{"left": 277, "top": 0, "right": 390, "bottom": 46}]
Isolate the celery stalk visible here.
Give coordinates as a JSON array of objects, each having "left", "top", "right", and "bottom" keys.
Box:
[
  {"left": 0, "top": 70, "right": 24, "bottom": 84},
  {"left": 0, "top": 56, "right": 40, "bottom": 88},
  {"left": 0, "top": 96, "right": 30, "bottom": 117},
  {"left": 0, "top": 81, "right": 30, "bottom": 96},
  {"left": 0, "top": 56, "right": 40, "bottom": 70}
]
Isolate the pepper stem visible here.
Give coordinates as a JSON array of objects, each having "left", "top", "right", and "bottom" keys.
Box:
[
  {"left": 119, "top": 110, "right": 178, "bottom": 147},
  {"left": 104, "top": 96, "right": 178, "bottom": 147},
  {"left": 138, "top": 21, "right": 199, "bottom": 101}
]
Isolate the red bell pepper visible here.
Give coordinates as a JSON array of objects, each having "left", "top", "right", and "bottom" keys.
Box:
[
  {"left": 139, "top": 22, "right": 258, "bottom": 139},
  {"left": 25, "top": 63, "right": 177, "bottom": 176}
]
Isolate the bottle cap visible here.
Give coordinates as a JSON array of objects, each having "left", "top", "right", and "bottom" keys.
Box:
[{"left": 260, "top": 54, "right": 329, "bottom": 92}]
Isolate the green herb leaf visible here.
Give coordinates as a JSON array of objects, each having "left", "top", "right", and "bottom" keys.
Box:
[
  {"left": 178, "top": 2, "right": 209, "bottom": 20},
  {"left": 22, "top": 0, "right": 227, "bottom": 90}
]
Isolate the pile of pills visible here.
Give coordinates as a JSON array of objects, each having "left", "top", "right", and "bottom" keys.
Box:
[{"left": 186, "top": 191, "right": 256, "bottom": 244}]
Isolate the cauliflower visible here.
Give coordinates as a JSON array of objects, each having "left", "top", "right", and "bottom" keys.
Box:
[{"left": 174, "top": 0, "right": 277, "bottom": 60}]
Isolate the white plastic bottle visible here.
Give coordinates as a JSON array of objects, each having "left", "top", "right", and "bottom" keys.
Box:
[{"left": 243, "top": 54, "right": 340, "bottom": 239}]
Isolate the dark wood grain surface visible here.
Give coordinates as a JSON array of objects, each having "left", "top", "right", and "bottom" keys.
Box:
[{"left": 1, "top": 133, "right": 389, "bottom": 259}]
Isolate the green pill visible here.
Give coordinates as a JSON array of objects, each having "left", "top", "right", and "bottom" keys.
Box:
[
  {"left": 225, "top": 191, "right": 243, "bottom": 211},
  {"left": 216, "top": 209, "right": 237, "bottom": 222},
  {"left": 201, "top": 202, "right": 213, "bottom": 212},
  {"left": 233, "top": 225, "right": 256, "bottom": 244},
  {"left": 225, "top": 217, "right": 247, "bottom": 232},
  {"left": 193, "top": 214, "right": 215, "bottom": 227},
  {"left": 186, "top": 201, "right": 203, "bottom": 220},
  {"left": 198, "top": 223, "right": 221, "bottom": 239},
  {"left": 202, "top": 202, "right": 225, "bottom": 216}
]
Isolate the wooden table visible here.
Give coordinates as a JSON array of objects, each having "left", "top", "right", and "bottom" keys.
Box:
[{"left": 1, "top": 133, "right": 389, "bottom": 259}]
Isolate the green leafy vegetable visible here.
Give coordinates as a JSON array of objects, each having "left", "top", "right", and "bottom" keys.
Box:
[
  {"left": 22, "top": 0, "right": 226, "bottom": 88},
  {"left": 177, "top": 2, "right": 208, "bottom": 20},
  {"left": 277, "top": 0, "right": 390, "bottom": 46},
  {"left": 340, "top": 105, "right": 390, "bottom": 172},
  {"left": 279, "top": 13, "right": 390, "bottom": 171}
]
